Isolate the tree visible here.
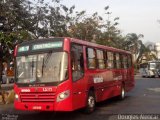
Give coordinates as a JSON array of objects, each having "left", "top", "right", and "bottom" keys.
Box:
[
  {"left": 0, "top": 0, "right": 33, "bottom": 32},
  {"left": 122, "top": 33, "right": 144, "bottom": 70},
  {"left": 138, "top": 45, "right": 157, "bottom": 64},
  {"left": 68, "top": 11, "right": 103, "bottom": 41},
  {"left": 123, "top": 33, "right": 144, "bottom": 61},
  {"left": 0, "top": 45, "right": 4, "bottom": 103},
  {"left": 96, "top": 6, "right": 124, "bottom": 47},
  {"left": 0, "top": 0, "right": 36, "bottom": 104}
]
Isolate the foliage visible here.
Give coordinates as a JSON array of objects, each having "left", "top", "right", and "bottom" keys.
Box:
[
  {"left": 0, "top": 0, "right": 154, "bottom": 76},
  {"left": 68, "top": 12, "right": 103, "bottom": 41},
  {"left": 123, "top": 33, "right": 157, "bottom": 64}
]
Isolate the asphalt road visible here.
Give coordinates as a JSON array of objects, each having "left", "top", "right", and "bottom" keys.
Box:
[{"left": 1, "top": 75, "right": 160, "bottom": 120}]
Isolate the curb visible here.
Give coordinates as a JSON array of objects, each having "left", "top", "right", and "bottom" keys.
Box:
[{"left": 1, "top": 83, "right": 14, "bottom": 91}]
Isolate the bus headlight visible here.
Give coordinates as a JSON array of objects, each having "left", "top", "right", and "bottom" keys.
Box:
[
  {"left": 15, "top": 94, "right": 19, "bottom": 100},
  {"left": 57, "top": 90, "right": 70, "bottom": 102}
]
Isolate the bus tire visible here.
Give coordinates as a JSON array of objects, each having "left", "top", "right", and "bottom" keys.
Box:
[
  {"left": 118, "top": 85, "right": 125, "bottom": 100},
  {"left": 84, "top": 91, "right": 96, "bottom": 114}
]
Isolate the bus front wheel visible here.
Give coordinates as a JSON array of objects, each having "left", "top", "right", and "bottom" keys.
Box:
[{"left": 84, "top": 91, "right": 96, "bottom": 114}]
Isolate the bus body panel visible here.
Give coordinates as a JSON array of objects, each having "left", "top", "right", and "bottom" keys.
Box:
[
  {"left": 14, "top": 80, "right": 74, "bottom": 111},
  {"left": 91, "top": 69, "right": 122, "bottom": 102},
  {"left": 72, "top": 77, "right": 88, "bottom": 110}
]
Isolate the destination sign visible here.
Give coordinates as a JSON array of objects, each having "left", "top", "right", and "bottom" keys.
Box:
[
  {"left": 18, "top": 46, "right": 29, "bottom": 52},
  {"left": 32, "top": 41, "right": 63, "bottom": 50}
]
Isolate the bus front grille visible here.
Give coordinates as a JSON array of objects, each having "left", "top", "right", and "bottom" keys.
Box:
[{"left": 20, "top": 92, "right": 56, "bottom": 102}]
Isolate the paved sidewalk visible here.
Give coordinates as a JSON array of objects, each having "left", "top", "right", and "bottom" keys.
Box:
[{"left": 1, "top": 83, "right": 14, "bottom": 91}]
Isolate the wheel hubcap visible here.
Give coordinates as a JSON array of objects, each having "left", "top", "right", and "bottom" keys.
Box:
[
  {"left": 88, "top": 96, "right": 95, "bottom": 108},
  {"left": 122, "top": 88, "right": 125, "bottom": 98}
]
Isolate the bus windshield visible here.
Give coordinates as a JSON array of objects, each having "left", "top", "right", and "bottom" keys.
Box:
[{"left": 16, "top": 52, "right": 68, "bottom": 84}]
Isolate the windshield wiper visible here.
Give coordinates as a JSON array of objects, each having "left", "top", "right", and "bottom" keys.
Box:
[
  {"left": 42, "top": 58, "right": 44, "bottom": 77},
  {"left": 31, "top": 59, "right": 34, "bottom": 77},
  {"left": 44, "top": 51, "right": 52, "bottom": 64},
  {"left": 18, "top": 72, "right": 24, "bottom": 78}
]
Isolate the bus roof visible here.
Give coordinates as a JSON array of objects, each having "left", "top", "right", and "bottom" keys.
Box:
[
  {"left": 70, "top": 38, "right": 131, "bottom": 55},
  {"left": 17, "top": 37, "right": 131, "bottom": 55}
]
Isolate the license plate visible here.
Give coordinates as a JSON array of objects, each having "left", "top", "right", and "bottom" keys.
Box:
[{"left": 32, "top": 106, "right": 42, "bottom": 110}]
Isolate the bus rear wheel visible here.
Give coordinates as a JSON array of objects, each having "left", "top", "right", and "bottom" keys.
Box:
[
  {"left": 84, "top": 91, "right": 96, "bottom": 114},
  {"left": 118, "top": 85, "right": 125, "bottom": 100}
]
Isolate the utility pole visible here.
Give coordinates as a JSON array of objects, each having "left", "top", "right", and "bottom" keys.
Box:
[{"left": 106, "top": 12, "right": 112, "bottom": 43}]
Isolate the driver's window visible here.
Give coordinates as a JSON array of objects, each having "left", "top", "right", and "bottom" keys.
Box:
[{"left": 71, "top": 44, "right": 84, "bottom": 81}]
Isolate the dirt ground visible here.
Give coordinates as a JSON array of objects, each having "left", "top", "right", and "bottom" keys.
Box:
[{"left": 0, "top": 90, "right": 14, "bottom": 104}]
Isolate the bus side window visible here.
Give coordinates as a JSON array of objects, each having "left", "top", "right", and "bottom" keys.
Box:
[
  {"left": 113, "top": 53, "right": 116, "bottom": 68},
  {"left": 119, "top": 54, "right": 123, "bottom": 68},
  {"left": 87, "top": 48, "right": 96, "bottom": 69},
  {"left": 128, "top": 55, "right": 132, "bottom": 68},
  {"left": 123, "top": 55, "right": 128, "bottom": 69},
  {"left": 115, "top": 53, "right": 121, "bottom": 69},
  {"left": 107, "top": 51, "right": 114, "bottom": 69},
  {"left": 71, "top": 44, "right": 84, "bottom": 81},
  {"left": 96, "top": 49, "right": 105, "bottom": 69}
]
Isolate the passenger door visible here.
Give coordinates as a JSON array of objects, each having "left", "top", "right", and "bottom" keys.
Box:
[{"left": 71, "top": 44, "right": 86, "bottom": 110}]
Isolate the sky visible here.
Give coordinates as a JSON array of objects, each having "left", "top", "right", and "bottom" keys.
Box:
[{"left": 59, "top": 0, "right": 160, "bottom": 43}]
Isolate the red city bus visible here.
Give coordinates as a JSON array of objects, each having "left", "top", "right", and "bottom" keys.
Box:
[{"left": 14, "top": 37, "right": 134, "bottom": 113}]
